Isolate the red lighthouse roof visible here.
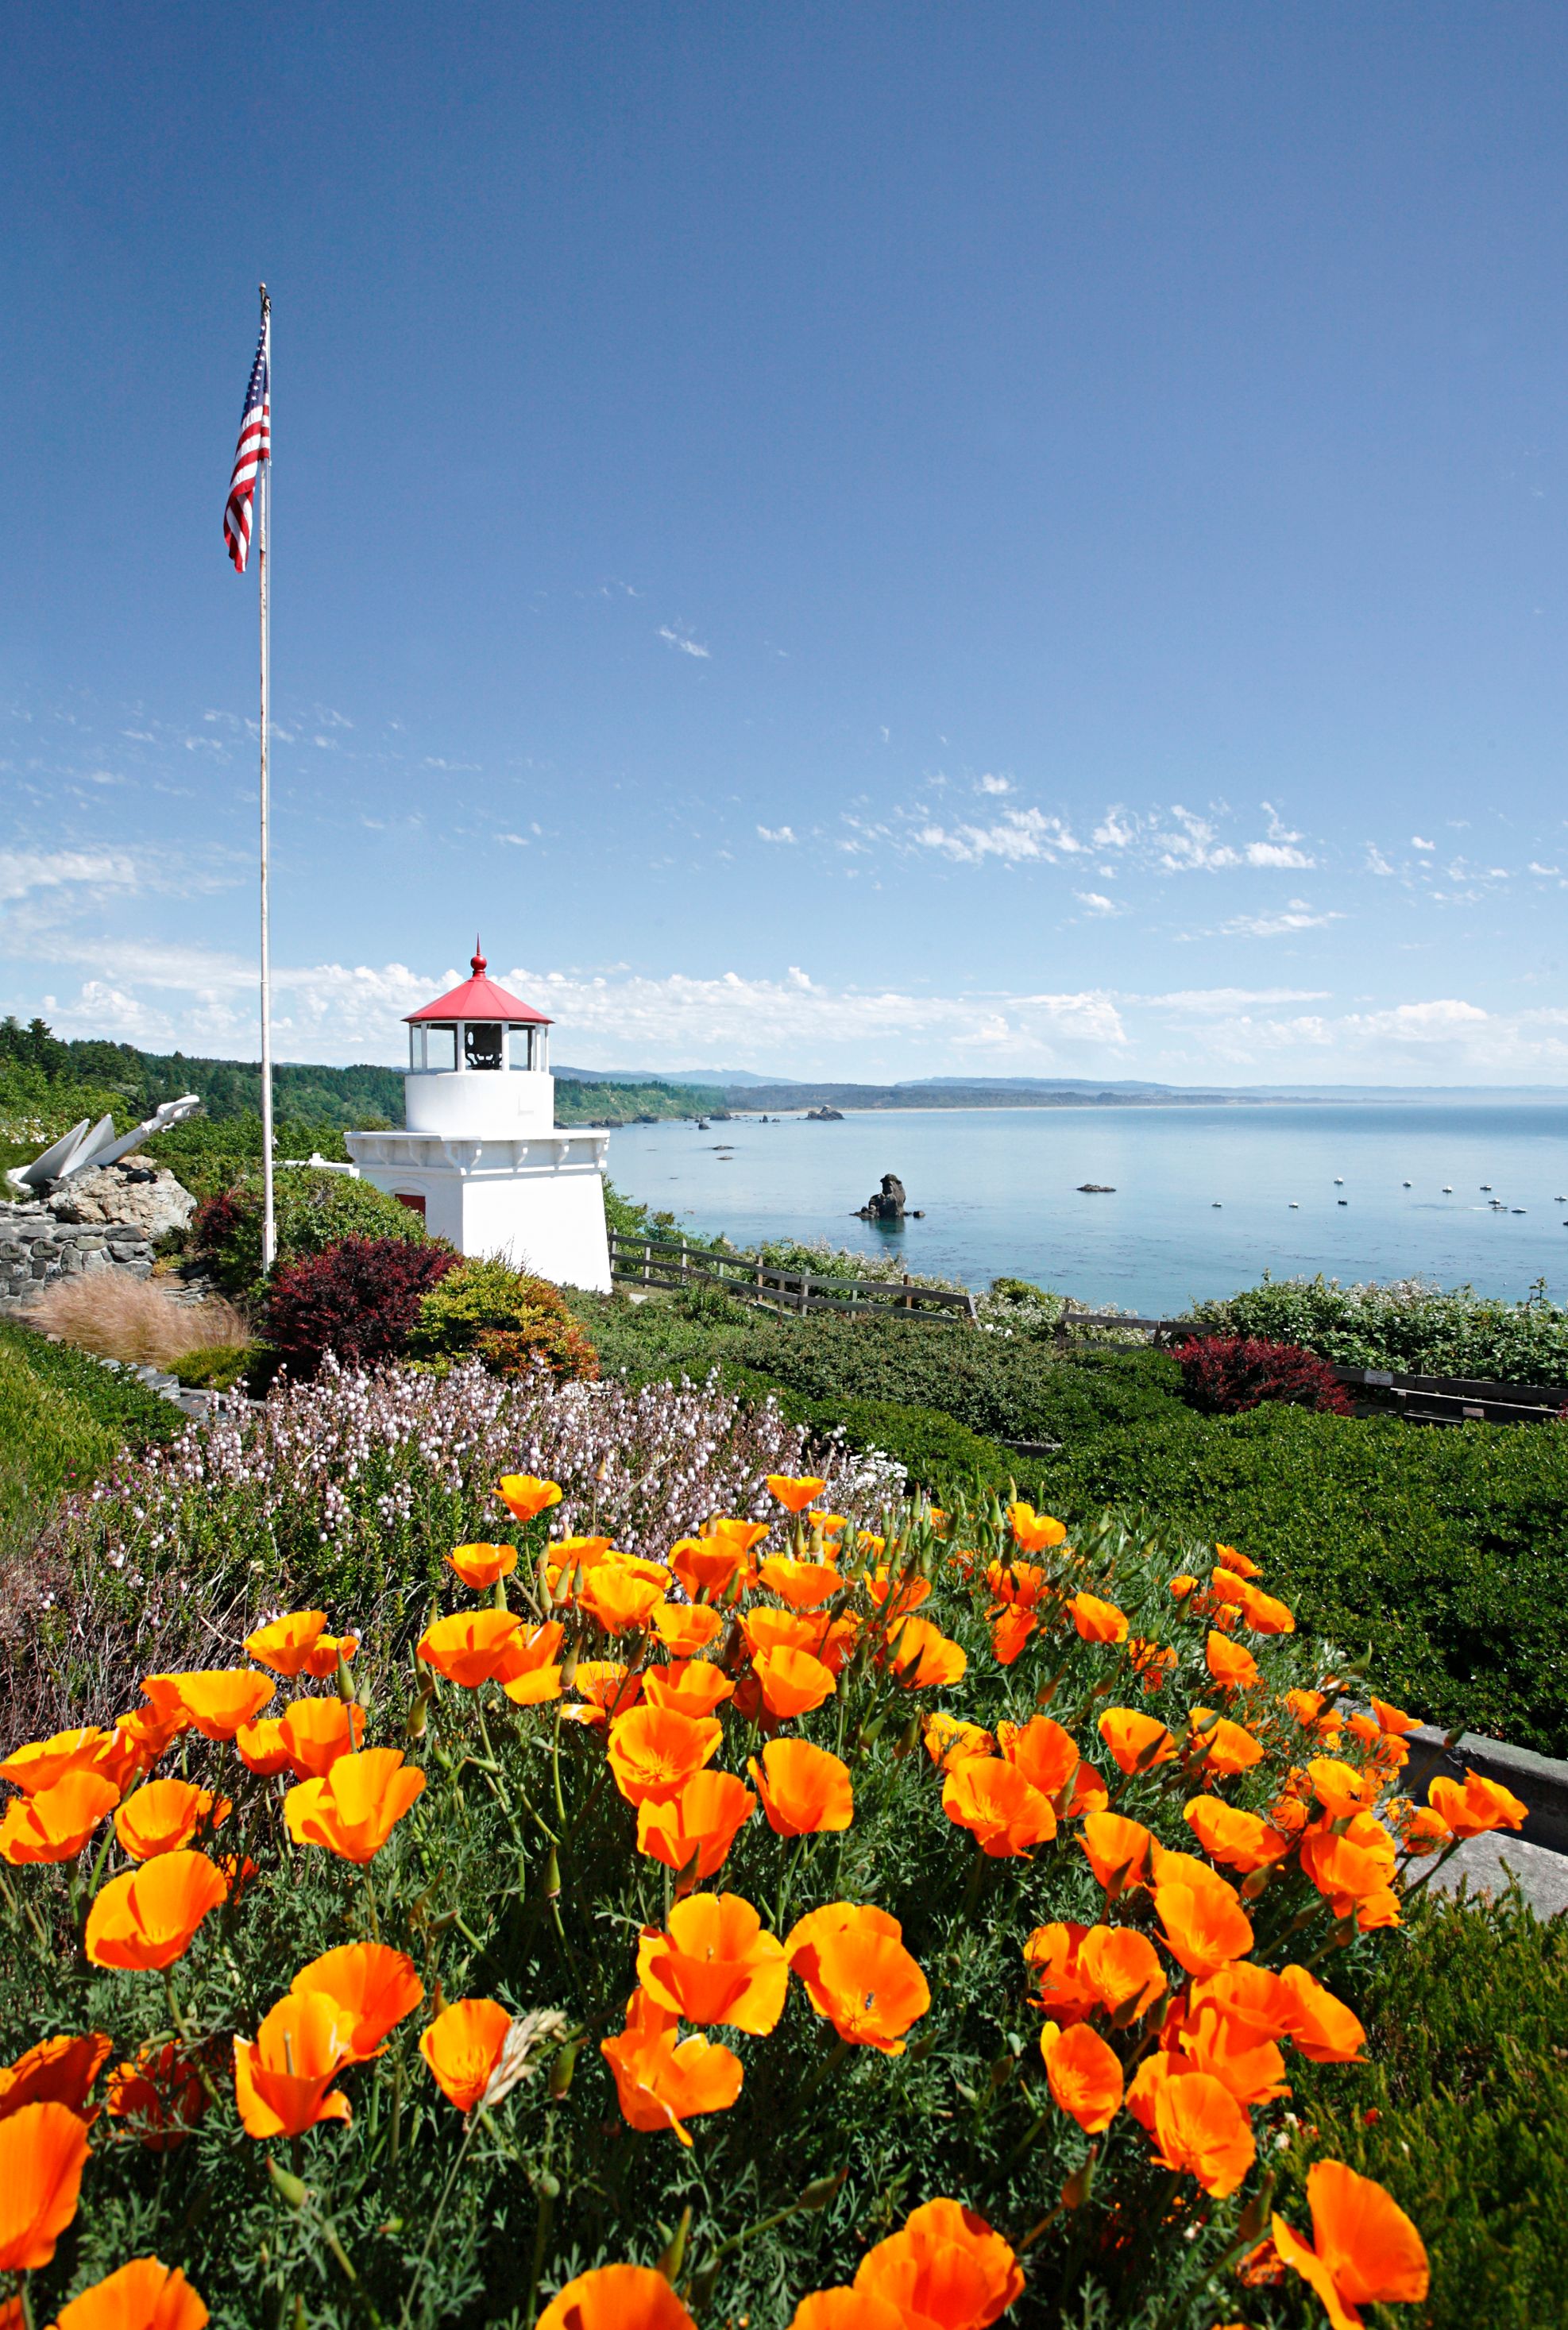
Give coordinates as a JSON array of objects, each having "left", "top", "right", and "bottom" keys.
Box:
[{"left": 404, "top": 945, "right": 554, "bottom": 1026}]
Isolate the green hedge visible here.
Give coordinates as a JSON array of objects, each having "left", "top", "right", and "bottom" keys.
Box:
[
  {"left": 0, "top": 1320, "right": 183, "bottom": 1568},
  {"left": 1033, "top": 1401, "right": 1568, "bottom": 1754},
  {"left": 1190, "top": 1272, "right": 1568, "bottom": 1381},
  {"left": 1288, "top": 1881, "right": 1568, "bottom": 2330}
]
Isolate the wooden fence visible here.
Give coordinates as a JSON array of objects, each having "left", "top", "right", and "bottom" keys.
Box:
[{"left": 608, "top": 1231, "right": 978, "bottom": 1323}]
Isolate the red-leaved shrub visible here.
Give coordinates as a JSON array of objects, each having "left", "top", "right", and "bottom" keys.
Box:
[
  {"left": 1175, "top": 1333, "right": 1354, "bottom": 1417},
  {"left": 265, "top": 1236, "right": 458, "bottom": 1378}
]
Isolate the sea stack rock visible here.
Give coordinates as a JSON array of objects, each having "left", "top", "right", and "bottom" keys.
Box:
[{"left": 857, "top": 1173, "right": 906, "bottom": 1222}]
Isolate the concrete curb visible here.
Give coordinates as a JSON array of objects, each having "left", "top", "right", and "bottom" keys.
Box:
[{"left": 1404, "top": 1723, "right": 1568, "bottom": 1857}]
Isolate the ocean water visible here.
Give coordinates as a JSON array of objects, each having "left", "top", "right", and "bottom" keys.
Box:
[{"left": 602, "top": 1103, "right": 1568, "bottom": 1315}]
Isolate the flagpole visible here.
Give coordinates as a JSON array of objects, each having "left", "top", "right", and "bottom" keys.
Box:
[{"left": 257, "top": 283, "right": 276, "bottom": 1271}]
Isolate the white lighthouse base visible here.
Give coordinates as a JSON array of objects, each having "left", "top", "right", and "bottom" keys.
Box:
[{"left": 344, "top": 1128, "right": 612, "bottom": 1292}]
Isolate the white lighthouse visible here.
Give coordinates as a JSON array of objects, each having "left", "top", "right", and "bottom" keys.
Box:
[{"left": 345, "top": 946, "right": 612, "bottom": 1292}]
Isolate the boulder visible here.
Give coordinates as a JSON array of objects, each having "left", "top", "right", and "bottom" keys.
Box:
[
  {"left": 857, "top": 1173, "right": 907, "bottom": 1221},
  {"left": 47, "top": 1163, "right": 196, "bottom": 1239}
]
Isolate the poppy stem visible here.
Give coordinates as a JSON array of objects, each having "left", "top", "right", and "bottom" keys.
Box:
[
  {"left": 362, "top": 1875, "right": 380, "bottom": 1943},
  {"left": 794, "top": 2032, "right": 851, "bottom": 2112},
  {"left": 400, "top": 2109, "right": 484, "bottom": 2330}
]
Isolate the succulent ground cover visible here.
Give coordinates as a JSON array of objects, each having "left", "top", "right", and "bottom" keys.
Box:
[{"left": 0, "top": 1405, "right": 1523, "bottom": 2329}]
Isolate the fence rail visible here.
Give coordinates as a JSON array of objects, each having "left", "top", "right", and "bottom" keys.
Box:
[{"left": 608, "top": 1231, "right": 978, "bottom": 1322}]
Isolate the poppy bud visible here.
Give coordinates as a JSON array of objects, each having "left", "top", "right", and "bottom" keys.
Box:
[
  {"left": 1060, "top": 2148, "right": 1097, "bottom": 2211},
  {"left": 1234, "top": 2174, "right": 1274, "bottom": 2247},
  {"left": 535, "top": 2170, "right": 560, "bottom": 2201},
  {"left": 1035, "top": 1675, "right": 1060, "bottom": 1710},
  {"left": 558, "top": 1644, "right": 578, "bottom": 1691},
  {"left": 268, "top": 2158, "right": 309, "bottom": 2208},
  {"left": 894, "top": 1714, "right": 922, "bottom": 1760},
  {"left": 656, "top": 2204, "right": 692, "bottom": 2284},
  {"left": 543, "top": 1846, "right": 561, "bottom": 1901},
  {"left": 859, "top": 1713, "right": 888, "bottom": 1750},
  {"left": 798, "top": 2172, "right": 844, "bottom": 2211},
  {"left": 987, "top": 2053, "right": 1014, "bottom": 2090},
  {"left": 404, "top": 1684, "right": 434, "bottom": 1741},
  {"left": 1241, "top": 1866, "right": 1272, "bottom": 1899},
  {"left": 548, "top": 2042, "right": 577, "bottom": 2100},
  {"left": 334, "top": 1651, "right": 356, "bottom": 1705},
  {"left": 492, "top": 1577, "right": 509, "bottom": 1615}
]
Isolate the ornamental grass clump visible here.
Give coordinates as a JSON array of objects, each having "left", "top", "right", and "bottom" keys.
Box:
[{"left": 0, "top": 1452, "right": 1515, "bottom": 2327}]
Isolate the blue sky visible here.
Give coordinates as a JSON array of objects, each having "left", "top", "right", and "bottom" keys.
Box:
[{"left": 3, "top": 2, "right": 1566, "bottom": 1085}]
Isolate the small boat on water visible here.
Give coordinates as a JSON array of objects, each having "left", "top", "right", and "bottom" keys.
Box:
[
  {"left": 1442, "top": 1185, "right": 1453, "bottom": 1193},
  {"left": 1334, "top": 1177, "right": 1345, "bottom": 1184},
  {"left": 1288, "top": 1201, "right": 1300, "bottom": 1209}
]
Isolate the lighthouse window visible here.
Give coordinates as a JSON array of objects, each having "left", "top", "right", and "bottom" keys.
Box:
[
  {"left": 421, "top": 1026, "right": 457, "bottom": 1072},
  {"left": 508, "top": 1024, "right": 535, "bottom": 1070},
  {"left": 465, "top": 1022, "right": 504, "bottom": 1071}
]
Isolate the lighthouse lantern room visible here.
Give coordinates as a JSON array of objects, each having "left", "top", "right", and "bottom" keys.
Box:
[{"left": 345, "top": 946, "right": 612, "bottom": 1290}]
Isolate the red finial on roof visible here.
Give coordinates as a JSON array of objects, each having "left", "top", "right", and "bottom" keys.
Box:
[
  {"left": 472, "top": 935, "right": 486, "bottom": 976},
  {"left": 404, "top": 942, "right": 553, "bottom": 1027}
]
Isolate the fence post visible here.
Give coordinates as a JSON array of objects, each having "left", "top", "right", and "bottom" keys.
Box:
[{"left": 643, "top": 1239, "right": 651, "bottom": 1285}]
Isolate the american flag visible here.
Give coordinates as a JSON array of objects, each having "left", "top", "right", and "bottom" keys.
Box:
[{"left": 223, "top": 311, "right": 270, "bottom": 573}]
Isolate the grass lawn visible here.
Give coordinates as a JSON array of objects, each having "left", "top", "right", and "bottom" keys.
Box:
[{"left": 0, "top": 1315, "right": 183, "bottom": 1570}]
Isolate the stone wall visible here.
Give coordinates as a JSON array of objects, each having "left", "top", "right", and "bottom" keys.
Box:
[{"left": 0, "top": 1206, "right": 156, "bottom": 1306}]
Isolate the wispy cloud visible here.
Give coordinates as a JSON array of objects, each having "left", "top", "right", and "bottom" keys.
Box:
[
  {"left": 1216, "top": 900, "right": 1344, "bottom": 938},
  {"left": 912, "top": 808, "right": 1085, "bottom": 864},
  {"left": 655, "top": 626, "right": 711, "bottom": 659},
  {"left": 1075, "top": 891, "right": 1122, "bottom": 916},
  {"left": 756, "top": 825, "right": 797, "bottom": 844}
]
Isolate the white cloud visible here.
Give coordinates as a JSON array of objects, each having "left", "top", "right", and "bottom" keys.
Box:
[
  {"left": 1528, "top": 861, "right": 1562, "bottom": 876},
  {"left": 974, "top": 773, "right": 1013, "bottom": 795},
  {"left": 1242, "top": 841, "right": 1315, "bottom": 868},
  {"left": 1412, "top": 836, "right": 1435, "bottom": 851},
  {"left": 1075, "top": 891, "right": 1121, "bottom": 916},
  {"left": 494, "top": 832, "right": 531, "bottom": 848},
  {"left": 912, "top": 808, "right": 1085, "bottom": 864},
  {"left": 655, "top": 626, "right": 711, "bottom": 659},
  {"left": 0, "top": 849, "right": 141, "bottom": 906},
  {"left": 1365, "top": 846, "right": 1394, "bottom": 875},
  {"left": 1138, "top": 987, "right": 1333, "bottom": 1013},
  {"left": 756, "top": 825, "right": 797, "bottom": 844},
  {"left": 1218, "top": 900, "right": 1345, "bottom": 938}
]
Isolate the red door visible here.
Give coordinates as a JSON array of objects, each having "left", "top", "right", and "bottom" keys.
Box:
[{"left": 394, "top": 1192, "right": 427, "bottom": 1219}]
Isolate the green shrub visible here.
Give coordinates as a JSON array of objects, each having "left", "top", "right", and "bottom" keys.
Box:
[
  {"left": 192, "top": 1166, "right": 428, "bottom": 1295},
  {"left": 1288, "top": 1881, "right": 1568, "bottom": 2330},
  {"left": 145, "top": 1115, "right": 387, "bottom": 1200},
  {"left": 1035, "top": 1401, "right": 1568, "bottom": 1753},
  {"left": 0, "top": 1319, "right": 182, "bottom": 1569},
  {"left": 1190, "top": 1272, "right": 1568, "bottom": 1381},
  {"left": 406, "top": 1254, "right": 599, "bottom": 1381},
  {"left": 793, "top": 1394, "right": 1017, "bottom": 1497},
  {"left": 168, "top": 1343, "right": 259, "bottom": 1393}
]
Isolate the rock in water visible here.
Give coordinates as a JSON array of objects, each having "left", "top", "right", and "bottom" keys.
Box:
[
  {"left": 47, "top": 1163, "right": 196, "bottom": 1239},
  {"left": 857, "top": 1173, "right": 906, "bottom": 1221},
  {"left": 1076, "top": 1183, "right": 1116, "bottom": 1194}
]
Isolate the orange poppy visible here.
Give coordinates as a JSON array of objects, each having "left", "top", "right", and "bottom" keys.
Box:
[
  {"left": 766, "top": 1474, "right": 826, "bottom": 1513},
  {"left": 0, "top": 2032, "right": 112, "bottom": 2126},
  {"left": 141, "top": 1670, "right": 276, "bottom": 1741},
  {"left": 669, "top": 1535, "right": 747, "bottom": 1601},
  {"left": 599, "top": 1988, "right": 743, "bottom": 2146},
  {"left": 636, "top": 1772, "right": 756, "bottom": 1887},
  {"left": 107, "top": 1713, "right": 189, "bottom": 1779},
  {"left": 85, "top": 1850, "right": 228, "bottom": 1971},
  {"left": 1397, "top": 1803, "right": 1452, "bottom": 1856},
  {"left": 537, "top": 2264, "right": 697, "bottom": 2330},
  {"left": 1066, "top": 1592, "right": 1128, "bottom": 1644},
  {"left": 866, "top": 1568, "right": 933, "bottom": 1623},
  {"left": 1205, "top": 1632, "right": 1260, "bottom": 1691},
  {"left": 1149, "top": 1838, "right": 1245, "bottom": 1895},
  {"left": 416, "top": 1609, "right": 522, "bottom": 1688},
  {"left": 0, "top": 1769, "right": 119, "bottom": 1865},
  {"left": 1236, "top": 1582, "right": 1296, "bottom": 1635},
  {"left": 1178, "top": 1998, "right": 1289, "bottom": 2106},
  {"left": 743, "top": 1606, "right": 821, "bottom": 1657},
  {"left": 233, "top": 1992, "right": 353, "bottom": 2140},
  {"left": 750, "top": 1738, "right": 853, "bottom": 1835},
  {"left": 570, "top": 1660, "right": 643, "bottom": 1721},
  {"left": 1024, "top": 1922, "right": 1097, "bottom": 2023},
  {"left": 1276, "top": 1965, "right": 1365, "bottom": 2064},
  {"left": 1097, "top": 1708, "right": 1176, "bottom": 1776},
  {"left": 1427, "top": 1769, "right": 1527, "bottom": 1838},
  {"left": 990, "top": 1607, "right": 1037, "bottom": 1665},
  {"left": 114, "top": 1780, "right": 230, "bottom": 1863},
  {"left": 636, "top": 1892, "right": 790, "bottom": 2034},
  {"left": 0, "top": 2100, "right": 91, "bottom": 2270},
  {"left": 1370, "top": 1696, "right": 1419, "bottom": 1737},
  {"left": 284, "top": 1748, "right": 426, "bottom": 1863},
  {"left": 496, "top": 1474, "right": 562, "bottom": 1521},
  {"left": 1168, "top": 1573, "right": 1199, "bottom": 1600},
  {"left": 581, "top": 1563, "right": 669, "bottom": 1636},
  {"left": 0, "top": 1725, "right": 120, "bottom": 1795},
  {"left": 234, "top": 1718, "right": 294, "bottom": 1776},
  {"left": 995, "top": 1717, "right": 1078, "bottom": 1800},
  {"left": 1148, "top": 2065, "right": 1256, "bottom": 2197},
  {"left": 854, "top": 2197, "right": 1024, "bottom": 2327},
  {"left": 1188, "top": 1708, "right": 1265, "bottom": 1776},
  {"left": 1306, "top": 1757, "right": 1383, "bottom": 1822},
  {"left": 1008, "top": 1501, "right": 1067, "bottom": 1555},
  {"left": 786, "top": 1903, "right": 930, "bottom": 2054},
  {"left": 790, "top": 2296, "right": 904, "bottom": 2330},
  {"left": 243, "top": 1609, "right": 329, "bottom": 1676},
  {"left": 1128, "top": 1637, "right": 1177, "bottom": 1690},
  {"left": 52, "top": 2256, "right": 209, "bottom": 2330},
  {"left": 1155, "top": 1881, "right": 1254, "bottom": 1977},
  {"left": 1271, "top": 2161, "right": 1429, "bottom": 2330},
  {"left": 447, "top": 1542, "right": 518, "bottom": 1590},
  {"left": 1079, "top": 1811, "right": 1154, "bottom": 1895},
  {"left": 1040, "top": 2019, "right": 1124, "bottom": 2133},
  {"left": 291, "top": 1942, "right": 423, "bottom": 2061},
  {"left": 1078, "top": 1925, "right": 1167, "bottom": 2019},
  {"left": 882, "top": 1616, "right": 967, "bottom": 1691},
  {"left": 758, "top": 1556, "right": 841, "bottom": 1611},
  {"left": 300, "top": 1633, "right": 359, "bottom": 1680},
  {"left": 493, "top": 1620, "right": 566, "bottom": 1707},
  {"left": 1299, "top": 1824, "right": 1396, "bottom": 1911},
  {"left": 607, "top": 1706, "right": 723, "bottom": 1805},
  {"left": 943, "top": 1758, "right": 1056, "bottom": 1858},
  {"left": 105, "top": 2043, "right": 210, "bottom": 2151},
  {"left": 924, "top": 1714, "right": 996, "bottom": 1772},
  {"left": 651, "top": 1600, "right": 724, "bottom": 1656},
  {"left": 275, "top": 1696, "right": 367, "bottom": 1779},
  {"left": 1183, "top": 1797, "right": 1292, "bottom": 1875},
  {"left": 419, "top": 1998, "right": 513, "bottom": 2111},
  {"left": 986, "top": 1555, "right": 1050, "bottom": 1612},
  {"left": 1215, "top": 1543, "right": 1262, "bottom": 1578},
  {"left": 754, "top": 1646, "right": 837, "bottom": 1719},
  {"left": 643, "top": 1660, "right": 736, "bottom": 1721}
]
